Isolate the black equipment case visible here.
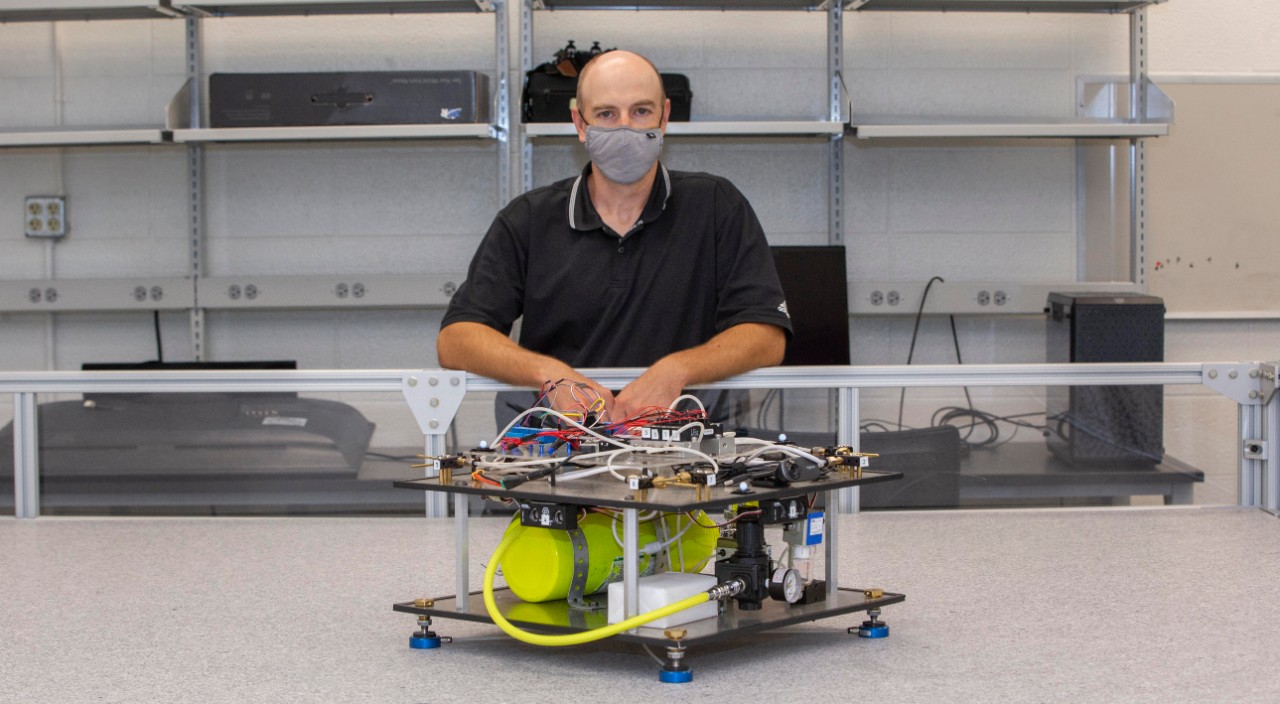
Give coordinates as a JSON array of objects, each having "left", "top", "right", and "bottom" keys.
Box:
[
  {"left": 522, "top": 41, "right": 692, "bottom": 123},
  {"left": 210, "top": 71, "right": 489, "bottom": 128}
]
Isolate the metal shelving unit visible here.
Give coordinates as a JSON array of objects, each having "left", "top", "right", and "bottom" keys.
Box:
[
  {"left": 525, "top": 120, "right": 844, "bottom": 138},
  {"left": 173, "top": 0, "right": 492, "bottom": 16},
  {"left": 169, "top": 0, "right": 509, "bottom": 358},
  {"left": 0, "top": 0, "right": 180, "bottom": 21},
  {"left": 1, "top": 0, "right": 1171, "bottom": 326},
  {"left": 530, "top": 0, "right": 835, "bottom": 8},
  {"left": 846, "top": 0, "right": 1163, "bottom": 12},
  {"left": 0, "top": 0, "right": 509, "bottom": 352},
  {"left": 171, "top": 123, "right": 496, "bottom": 143},
  {"left": 843, "top": 0, "right": 1169, "bottom": 304},
  {"left": 847, "top": 115, "right": 1168, "bottom": 139},
  {"left": 0, "top": 128, "right": 170, "bottom": 148},
  {"left": 0, "top": 3, "right": 182, "bottom": 148},
  {"left": 519, "top": 0, "right": 848, "bottom": 245}
]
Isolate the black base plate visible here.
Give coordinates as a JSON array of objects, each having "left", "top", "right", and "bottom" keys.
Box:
[{"left": 394, "top": 587, "right": 905, "bottom": 646}]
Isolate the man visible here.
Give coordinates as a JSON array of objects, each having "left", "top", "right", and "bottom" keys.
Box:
[{"left": 438, "top": 50, "right": 790, "bottom": 420}]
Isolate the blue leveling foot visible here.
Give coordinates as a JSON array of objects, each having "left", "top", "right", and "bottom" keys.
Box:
[
  {"left": 857, "top": 623, "right": 889, "bottom": 639},
  {"left": 659, "top": 669, "right": 693, "bottom": 684},
  {"left": 409, "top": 635, "right": 442, "bottom": 649}
]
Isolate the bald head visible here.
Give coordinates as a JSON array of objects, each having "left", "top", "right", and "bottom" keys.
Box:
[{"left": 574, "top": 50, "right": 667, "bottom": 126}]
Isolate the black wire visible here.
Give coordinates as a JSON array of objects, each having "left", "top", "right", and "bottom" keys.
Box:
[
  {"left": 932, "top": 407, "right": 1049, "bottom": 451},
  {"left": 152, "top": 310, "right": 164, "bottom": 363},
  {"left": 897, "top": 276, "right": 944, "bottom": 430}
]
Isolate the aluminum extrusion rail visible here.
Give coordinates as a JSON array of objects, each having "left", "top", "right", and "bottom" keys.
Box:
[{"left": 0, "top": 362, "right": 1206, "bottom": 394}]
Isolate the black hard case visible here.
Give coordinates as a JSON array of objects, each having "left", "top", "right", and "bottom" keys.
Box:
[
  {"left": 522, "top": 72, "right": 692, "bottom": 123},
  {"left": 209, "top": 71, "right": 490, "bottom": 128}
]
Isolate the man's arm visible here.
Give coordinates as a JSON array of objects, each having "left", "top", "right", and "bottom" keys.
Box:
[
  {"left": 437, "top": 321, "right": 615, "bottom": 411},
  {"left": 613, "top": 322, "right": 785, "bottom": 419}
]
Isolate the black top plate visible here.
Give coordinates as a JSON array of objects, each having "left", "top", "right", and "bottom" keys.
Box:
[{"left": 394, "top": 469, "right": 901, "bottom": 512}]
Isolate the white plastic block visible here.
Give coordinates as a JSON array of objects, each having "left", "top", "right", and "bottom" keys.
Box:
[{"left": 607, "top": 572, "right": 718, "bottom": 629}]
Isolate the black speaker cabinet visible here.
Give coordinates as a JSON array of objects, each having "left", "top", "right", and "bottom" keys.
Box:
[{"left": 1045, "top": 292, "right": 1165, "bottom": 466}]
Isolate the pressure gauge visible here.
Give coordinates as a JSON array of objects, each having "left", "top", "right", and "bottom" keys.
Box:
[{"left": 768, "top": 567, "right": 803, "bottom": 604}]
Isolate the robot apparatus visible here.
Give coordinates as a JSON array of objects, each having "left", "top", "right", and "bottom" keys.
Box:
[{"left": 394, "top": 392, "right": 906, "bottom": 682}]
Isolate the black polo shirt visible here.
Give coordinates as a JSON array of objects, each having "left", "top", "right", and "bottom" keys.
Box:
[{"left": 442, "top": 162, "right": 792, "bottom": 369}]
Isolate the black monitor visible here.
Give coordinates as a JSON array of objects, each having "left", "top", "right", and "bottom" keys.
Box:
[{"left": 770, "top": 245, "right": 851, "bottom": 366}]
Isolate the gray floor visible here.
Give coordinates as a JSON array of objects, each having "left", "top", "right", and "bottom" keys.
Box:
[{"left": 3, "top": 507, "right": 1279, "bottom": 703}]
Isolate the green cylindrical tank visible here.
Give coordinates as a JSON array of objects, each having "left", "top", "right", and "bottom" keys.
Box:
[{"left": 500, "top": 511, "right": 718, "bottom": 603}]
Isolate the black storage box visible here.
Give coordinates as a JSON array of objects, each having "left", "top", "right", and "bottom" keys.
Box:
[
  {"left": 1045, "top": 292, "right": 1165, "bottom": 466},
  {"left": 209, "top": 71, "right": 489, "bottom": 128},
  {"left": 523, "top": 72, "right": 691, "bottom": 123}
]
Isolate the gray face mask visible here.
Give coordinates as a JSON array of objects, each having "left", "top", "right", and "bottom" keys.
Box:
[{"left": 583, "top": 125, "right": 664, "bottom": 185}]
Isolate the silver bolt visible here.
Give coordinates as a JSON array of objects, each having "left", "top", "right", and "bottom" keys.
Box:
[
  {"left": 407, "top": 377, "right": 418, "bottom": 387},
  {"left": 1250, "top": 369, "right": 1260, "bottom": 378},
  {"left": 1208, "top": 369, "right": 1218, "bottom": 379},
  {"left": 429, "top": 420, "right": 439, "bottom": 429},
  {"left": 450, "top": 377, "right": 460, "bottom": 386},
  {"left": 429, "top": 377, "right": 439, "bottom": 386},
  {"left": 1229, "top": 370, "right": 1238, "bottom": 379},
  {"left": 1250, "top": 390, "right": 1259, "bottom": 399},
  {"left": 430, "top": 398, "right": 440, "bottom": 408}
]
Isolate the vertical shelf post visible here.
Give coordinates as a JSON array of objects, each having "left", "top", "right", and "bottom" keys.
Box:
[
  {"left": 827, "top": 0, "right": 843, "bottom": 246},
  {"left": 185, "top": 16, "right": 206, "bottom": 360},
  {"left": 495, "top": 0, "right": 511, "bottom": 207},
  {"left": 519, "top": 0, "right": 533, "bottom": 195},
  {"left": 1128, "top": 7, "right": 1148, "bottom": 290}
]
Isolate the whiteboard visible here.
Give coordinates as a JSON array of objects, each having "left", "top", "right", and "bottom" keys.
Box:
[{"left": 1145, "top": 81, "right": 1280, "bottom": 315}]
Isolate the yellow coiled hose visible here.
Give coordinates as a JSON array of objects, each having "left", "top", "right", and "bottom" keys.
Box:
[{"left": 483, "top": 529, "right": 711, "bottom": 647}]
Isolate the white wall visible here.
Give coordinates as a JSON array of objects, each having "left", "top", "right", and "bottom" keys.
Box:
[{"left": 0, "top": 1, "right": 1276, "bottom": 502}]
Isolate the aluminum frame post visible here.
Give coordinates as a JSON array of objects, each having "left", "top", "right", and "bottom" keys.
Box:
[
  {"left": 835, "top": 386, "right": 859, "bottom": 514},
  {"left": 454, "top": 492, "right": 470, "bottom": 612},
  {"left": 623, "top": 507, "right": 639, "bottom": 620},
  {"left": 403, "top": 371, "right": 466, "bottom": 518},
  {"left": 423, "top": 433, "right": 449, "bottom": 518},
  {"left": 1266, "top": 390, "right": 1280, "bottom": 512},
  {"left": 13, "top": 393, "right": 39, "bottom": 519},
  {"left": 825, "top": 387, "right": 858, "bottom": 593},
  {"left": 1239, "top": 403, "right": 1262, "bottom": 507}
]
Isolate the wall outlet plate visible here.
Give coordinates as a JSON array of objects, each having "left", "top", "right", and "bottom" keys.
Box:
[{"left": 25, "top": 196, "right": 67, "bottom": 238}]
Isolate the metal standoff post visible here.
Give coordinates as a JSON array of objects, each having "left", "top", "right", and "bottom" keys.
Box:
[
  {"left": 658, "top": 629, "right": 692, "bottom": 684},
  {"left": 853, "top": 607, "right": 889, "bottom": 639},
  {"left": 408, "top": 599, "right": 452, "bottom": 650}
]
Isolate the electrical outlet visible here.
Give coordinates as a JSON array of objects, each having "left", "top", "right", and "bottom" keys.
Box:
[
  {"left": 870, "top": 290, "right": 884, "bottom": 306},
  {"left": 25, "top": 196, "right": 68, "bottom": 238},
  {"left": 993, "top": 290, "right": 1008, "bottom": 306},
  {"left": 886, "top": 290, "right": 900, "bottom": 306},
  {"left": 977, "top": 290, "right": 991, "bottom": 306}
]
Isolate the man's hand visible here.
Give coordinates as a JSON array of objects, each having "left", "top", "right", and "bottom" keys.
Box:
[
  {"left": 542, "top": 373, "right": 617, "bottom": 421},
  {"left": 612, "top": 323, "right": 785, "bottom": 420},
  {"left": 614, "top": 358, "right": 689, "bottom": 420},
  {"left": 439, "top": 322, "right": 617, "bottom": 418}
]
